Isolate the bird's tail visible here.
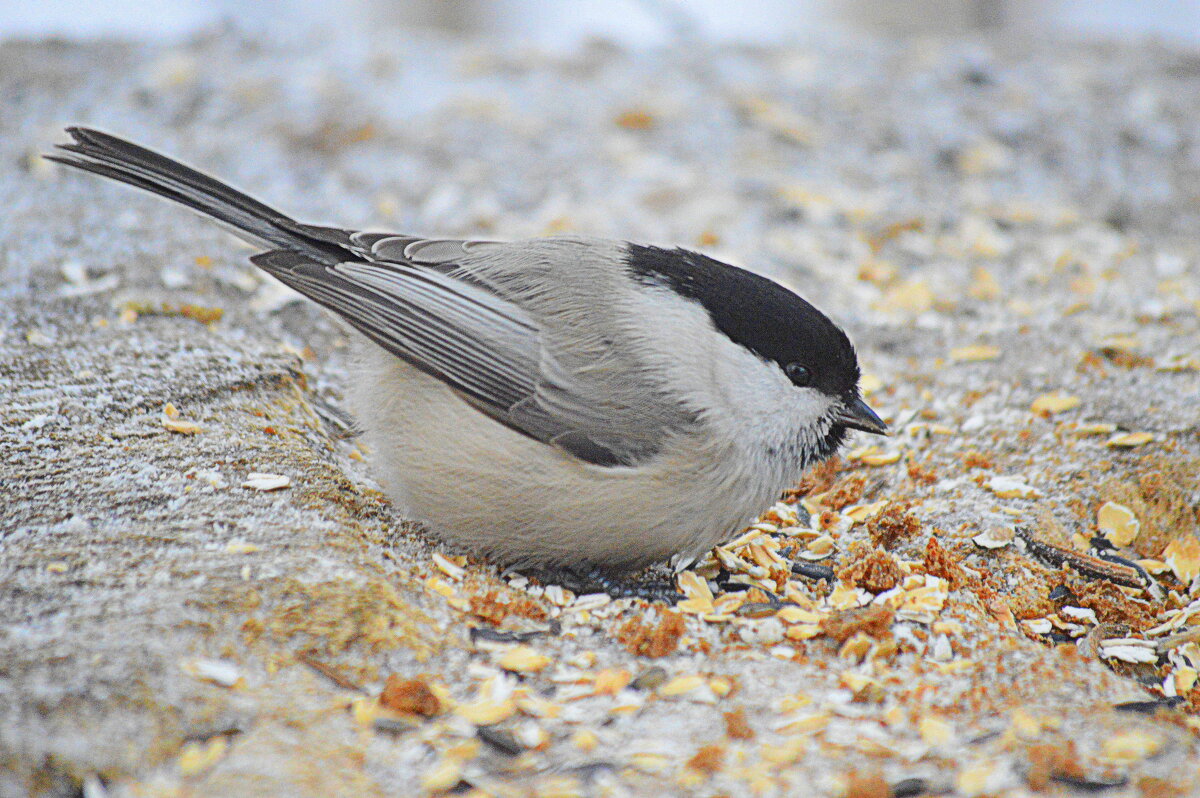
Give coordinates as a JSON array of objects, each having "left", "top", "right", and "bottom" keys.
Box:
[{"left": 46, "top": 127, "right": 348, "bottom": 265}]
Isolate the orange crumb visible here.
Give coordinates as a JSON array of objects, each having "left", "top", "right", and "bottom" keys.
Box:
[
  {"left": 723, "top": 707, "right": 755, "bottom": 740},
  {"left": 844, "top": 770, "right": 890, "bottom": 798},
  {"left": 380, "top": 675, "right": 441, "bottom": 716},
  {"left": 686, "top": 744, "right": 726, "bottom": 775},
  {"left": 907, "top": 460, "right": 938, "bottom": 484},
  {"left": 825, "top": 474, "right": 867, "bottom": 510},
  {"left": 791, "top": 456, "right": 845, "bottom": 498},
  {"left": 617, "top": 610, "right": 686, "bottom": 657},
  {"left": 868, "top": 503, "right": 921, "bottom": 549},
  {"left": 615, "top": 110, "right": 655, "bottom": 129},
  {"left": 1025, "top": 742, "right": 1083, "bottom": 791},
  {"left": 820, "top": 605, "right": 894, "bottom": 644},
  {"left": 961, "top": 450, "right": 993, "bottom": 469},
  {"left": 1074, "top": 580, "right": 1156, "bottom": 630},
  {"left": 468, "top": 589, "right": 548, "bottom": 625},
  {"left": 839, "top": 545, "right": 903, "bottom": 593},
  {"left": 922, "top": 535, "right": 968, "bottom": 588}
]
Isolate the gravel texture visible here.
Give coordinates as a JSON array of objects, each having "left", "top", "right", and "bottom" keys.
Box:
[{"left": 2, "top": 26, "right": 1200, "bottom": 798}]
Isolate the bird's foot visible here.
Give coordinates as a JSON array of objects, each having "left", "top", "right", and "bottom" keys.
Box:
[{"left": 530, "top": 564, "right": 681, "bottom": 604}]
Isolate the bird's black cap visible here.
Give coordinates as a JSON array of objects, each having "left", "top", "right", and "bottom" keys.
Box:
[{"left": 625, "top": 244, "right": 863, "bottom": 402}]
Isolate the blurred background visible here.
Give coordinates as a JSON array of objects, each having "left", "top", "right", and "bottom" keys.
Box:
[{"left": 3, "top": 0, "right": 1199, "bottom": 45}]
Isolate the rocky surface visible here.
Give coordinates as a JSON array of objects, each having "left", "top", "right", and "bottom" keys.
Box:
[{"left": 2, "top": 26, "right": 1199, "bottom": 798}]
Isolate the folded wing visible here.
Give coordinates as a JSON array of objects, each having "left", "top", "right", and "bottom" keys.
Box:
[{"left": 49, "top": 127, "right": 692, "bottom": 467}]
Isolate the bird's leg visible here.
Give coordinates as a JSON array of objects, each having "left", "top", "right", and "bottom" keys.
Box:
[{"left": 529, "top": 564, "right": 681, "bottom": 604}]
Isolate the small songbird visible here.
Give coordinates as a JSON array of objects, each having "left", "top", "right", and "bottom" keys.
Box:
[{"left": 49, "top": 127, "right": 886, "bottom": 583}]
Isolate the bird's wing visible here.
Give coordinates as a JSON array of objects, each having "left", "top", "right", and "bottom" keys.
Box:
[
  {"left": 253, "top": 239, "right": 691, "bottom": 467},
  {"left": 45, "top": 128, "right": 691, "bottom": 465}
]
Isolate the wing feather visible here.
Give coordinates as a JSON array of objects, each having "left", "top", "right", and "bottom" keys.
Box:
[{"left": 252, "top": 247, "right": 666, "bottom": 466}]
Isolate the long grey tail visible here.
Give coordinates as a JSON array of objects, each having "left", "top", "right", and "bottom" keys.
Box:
[{"left": 46, "top": 127, "right": 350, "bottom": 265}]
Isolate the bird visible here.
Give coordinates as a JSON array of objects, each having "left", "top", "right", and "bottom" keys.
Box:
[{"left": 47, "top": 126, "right": 886, "bottom": 589}]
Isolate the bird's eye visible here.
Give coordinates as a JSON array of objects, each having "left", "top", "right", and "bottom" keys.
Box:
[{"left": 785, "top": 363, "right": 812, "bottom": 386}]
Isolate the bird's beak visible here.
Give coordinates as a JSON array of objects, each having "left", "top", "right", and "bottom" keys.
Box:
[{"left": 835, "top": 395, "right": 888, "bottom": 435}]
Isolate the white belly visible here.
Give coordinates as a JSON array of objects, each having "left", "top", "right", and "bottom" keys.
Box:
[{"left": 345, "top": 336, "right": 785, "bottom": 571}]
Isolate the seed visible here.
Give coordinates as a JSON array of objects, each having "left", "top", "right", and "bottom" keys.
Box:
[
  {"left": 1096, "top": 502, "right": 1140, "bottom": 547},
  {"left": 1164, "top": 535, "right": 1200, "bottom": 583},
  {"left": 984, "top": 476, "right": 1040, "bottom": 499},
  {"left": 1030, "top": 391, "right": 1080, "bottom": 415},
  {"left": 497, "top": 646, "right": 552, "bottom": 674},
  {"left": 972, "top": 526, "right": 1015, "bottom": 549},
  {"left": 950, "top": 344, "right": 1000, "bottom": 362},
  {"left": 242, "top": 473, "right": 290, "bottom": 491},
  {"left": 1106, "top": 432, "right": 1154, "bottom": 448}
]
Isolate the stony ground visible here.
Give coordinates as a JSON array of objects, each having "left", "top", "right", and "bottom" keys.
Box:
[{"left": 2, "top": 27, "right": 1199, "bottom": 798}]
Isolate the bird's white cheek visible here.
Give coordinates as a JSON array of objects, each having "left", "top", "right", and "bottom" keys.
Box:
[
  {"left": 711, "top": 348, "right": 813, "bottom": 416},
  {"left": 705, "top": 346, "right": 833, "bottom": 447}
]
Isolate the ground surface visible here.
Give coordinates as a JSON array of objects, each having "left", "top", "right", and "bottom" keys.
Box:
[{"left": 2, "top": 26, "right": 1200, "bottom": 798}]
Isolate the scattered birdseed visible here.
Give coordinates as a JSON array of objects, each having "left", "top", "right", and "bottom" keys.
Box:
[
  {"left": 420, "top": 757, "right": 464, "bottom": 792},
  {"left": 456, "top": 697, "right": 516, "bottom": 725},
  {"left": 778, "top": 606, "right": 823, "bottom": 625},
  {"left": 657, "top": 675, "right": 705, "bottom": 698},
  {"left": 1097, "top": 502, "right": 1140, "bottom": 547},
  {"left": 1102, "top": 730, "right": 1163, "bottom": 763},
  {"left": 805, "top": 535, "right": 837, "bottom": 558},
  {"left": 432, "top": 552, "right": 466, "bottom": 581},
  {"left": 178, "top": 737, "right": 227, "bottom": 776},
  {"left": 846, "top": 446, "right": 903, "bottom": 466},
  {"left": 614, "top": 109, "right": 655, "bottom": 129},
  {"left": 425, "top": 577, "right": 470, "bottom": 613},
  {"left": 843, "top": 500, "right": 889, "bottom": 525},
  {"left": 838, "top": 546, "right": 903, "bottom": 593},
  {"left": 972, "top": 526, "right": 1015, "bottom": 549},
  {"left": 950, "top": 344, "right": 1000, "bottom": 362},
  {"left": 380, "top": 675, "right": 442, "bottom": 716},
  {"left": 1073, "top": 423, "right": 1118, "bottom": 436},
  {"left": 676, "top": 571, "right": 715, "bottom": 615},
  {"left": 685, "top": 743, "right": 725, "bottom": 776},
  {"left": 628, "top": 666, "right": 667, "bottom": 692},
  {"left": 497, "top": 646, "right": 551, "bottom": 674},
  {"left": 723, "top": 707, "right": 755, "bottom": 740},
  {"left": 512, "top": 722, "right": 548, "bottom": 750},
  {"left": 984, "top": 476, "right": 1041, "bottom": 499},
  {"left": 161, "top": 403, "right": 201, "bottom": 435},
  {"left": 569, "top": 593, "right": 611, "bottom": 612},
  {"left": 1106, "top": 432, "right": 1155, "bottom": 448},
  {"left": 918, "top": 716, "right": 954, "bottom": 746},
  {"left": 543, "top": 584, "right": 572, "bottom": 607},
  {"left": 1060, "top": 606, "right": 1099, "bottom": 625},
  {"left": 1137, "top": 559, "right": 1171, "bottom": 575},
  {"left": 513, "top": 690, "right": 560, "bottom": 719},
  {"left": 956, "top": 762, "right": 1002, "bottom": 797},
  {"left": 1155, "top": 354, "right": 1200, "bottom": 372},
  {"left": 572, "top": 729, "right": 599, "bottom": 752},
  {"left": 773, "top": 711, "right": 830, "bottom": 735},
  {"left": 591, "top": 668, "right": 632, "bottom": 696},
  {"left": 1163, "top": 536, "right": 1200, "bottom": 584},
  {"left": 181, "top": 658, "right": 243, "bottom": 688},
  {"left": 1099, "top": 637, "right": 1159, "bottom": 664},
  {"left": 1023, "top": 618, "right": 1053, "bottom": 636},
  {"left": 241, "top": 472, "right": 290, "bottom": 491},
  {"left": 1030, "top": 391, "right": 1081, "bottom": 416},
  {"left": 628, "top": 751, "right": 672, "bottom": 774}
]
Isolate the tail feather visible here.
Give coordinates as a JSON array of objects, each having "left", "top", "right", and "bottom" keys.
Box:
[{"left": 46, "top": 127, "right": 346, "bottom": 265}]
